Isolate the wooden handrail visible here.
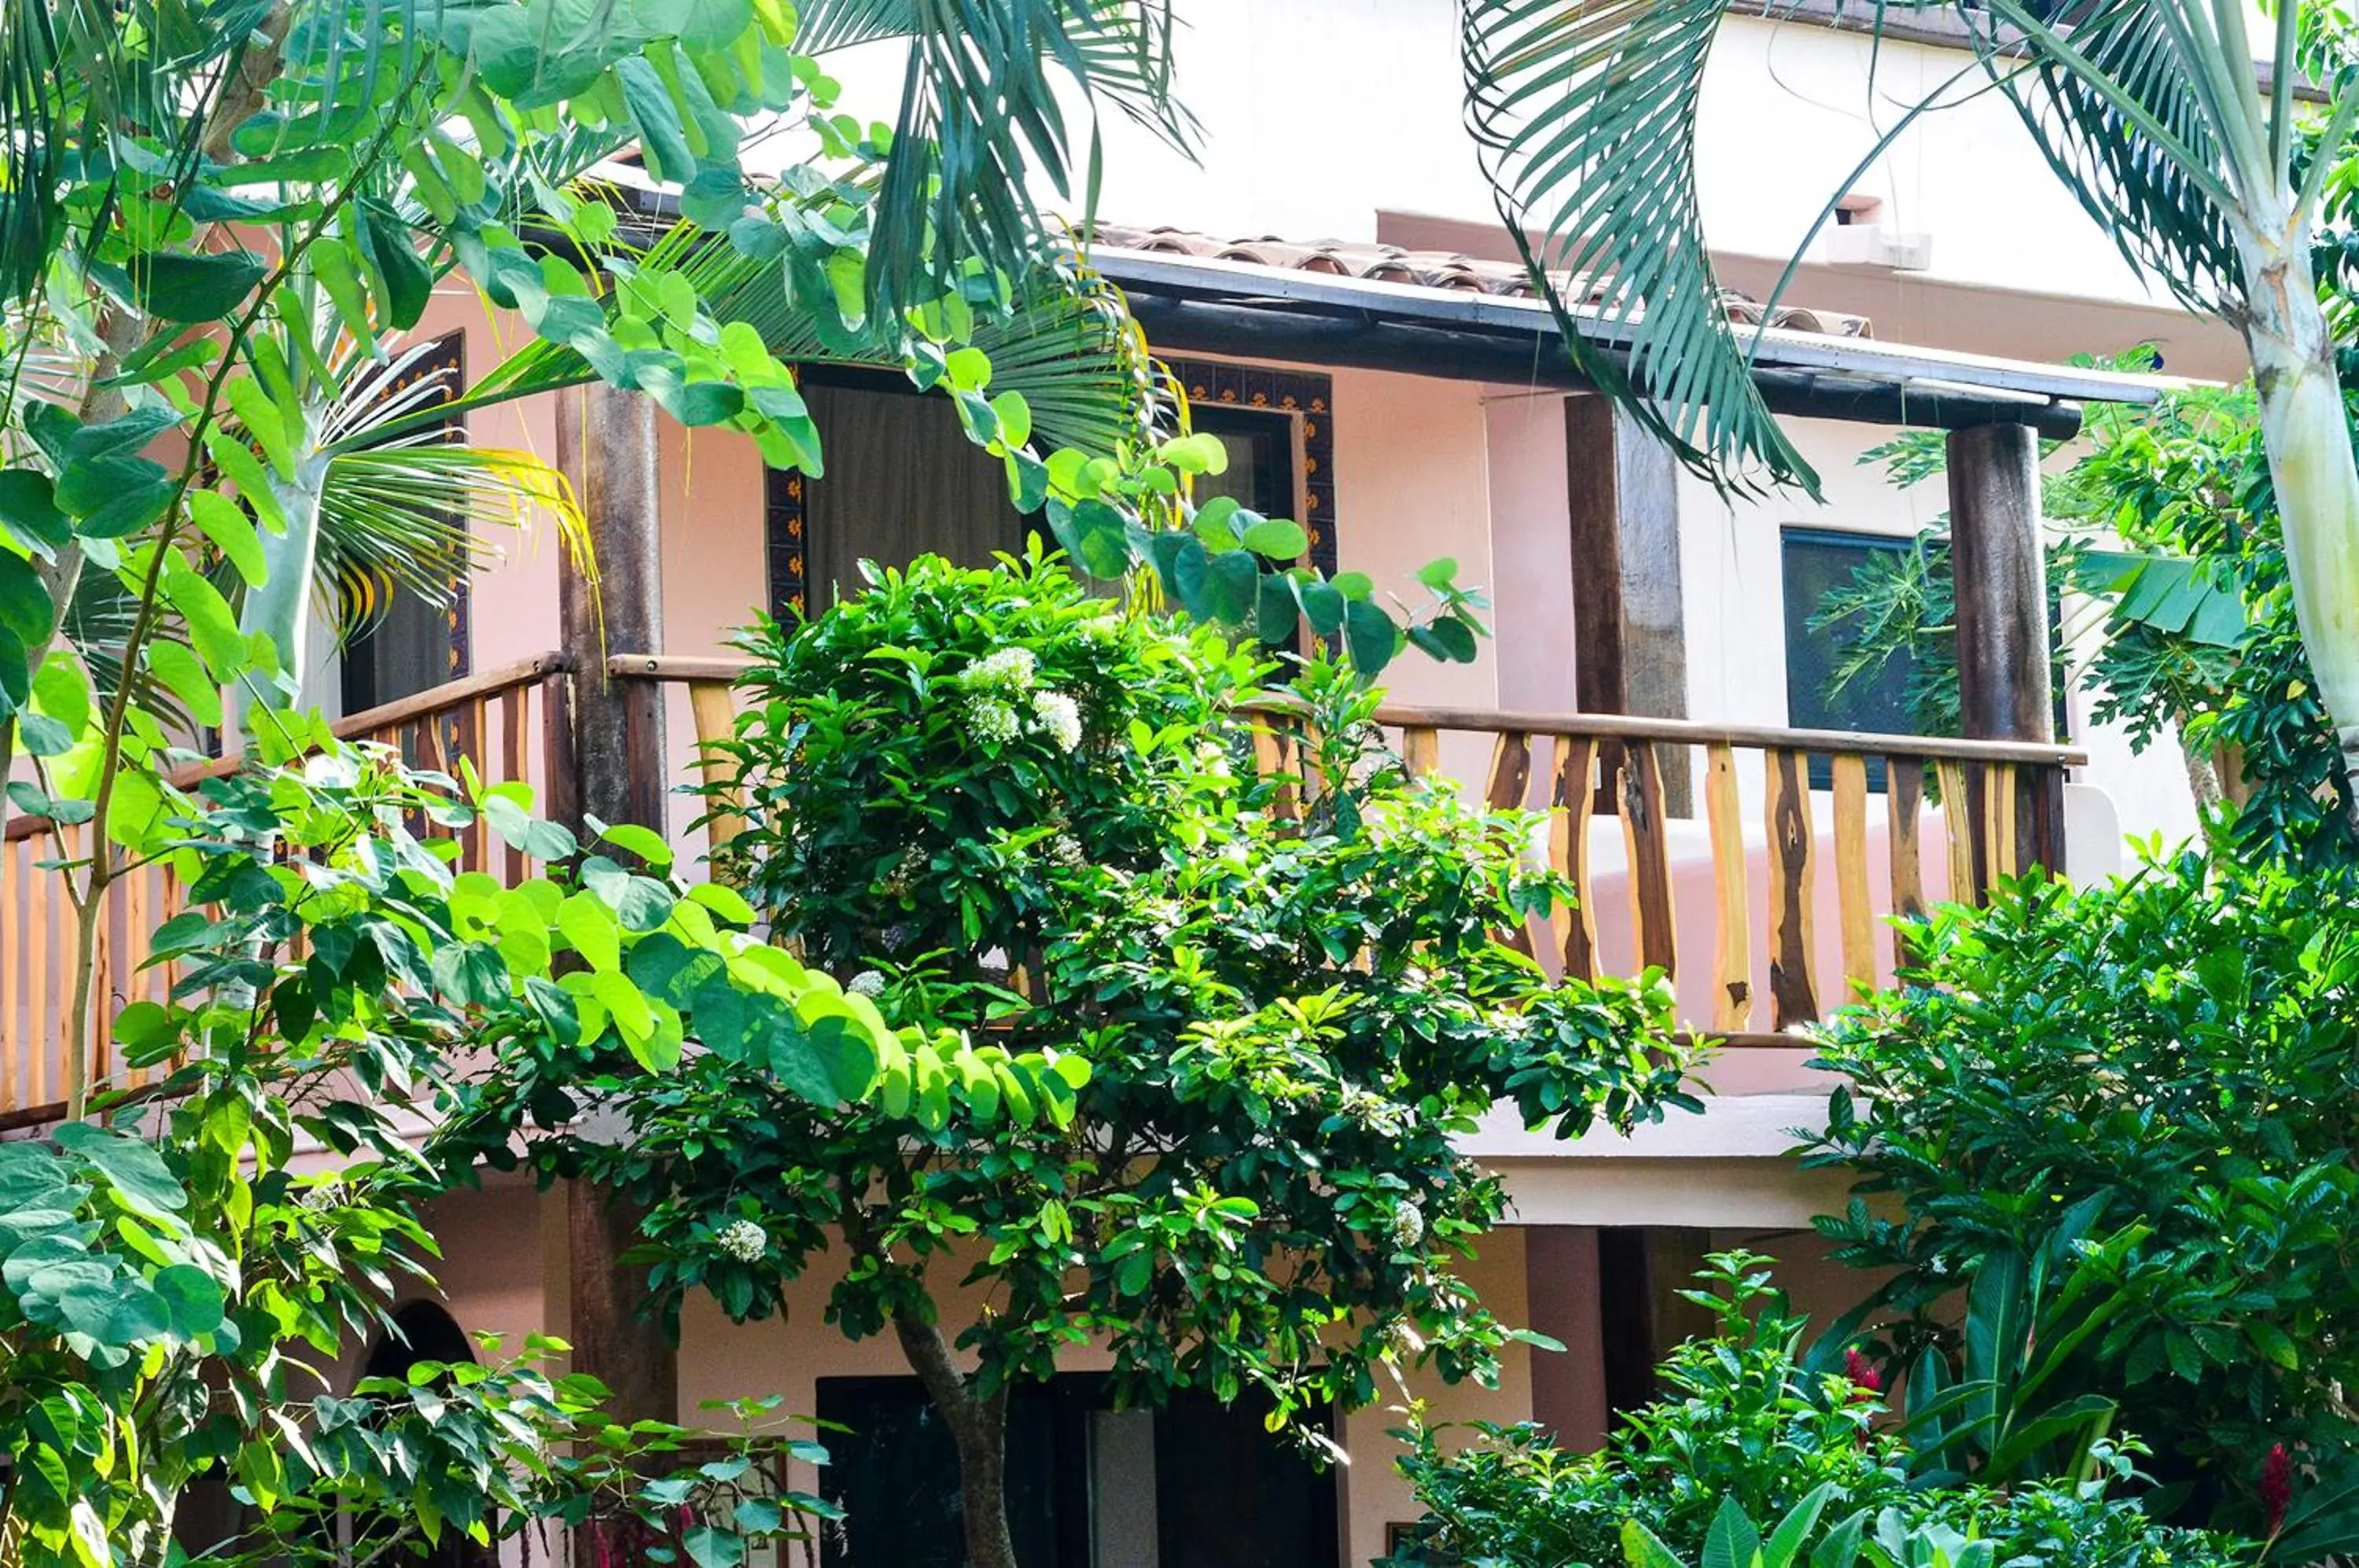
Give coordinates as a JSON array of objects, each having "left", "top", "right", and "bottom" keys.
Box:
[
  {"left": 3, "top": 657, "right": 570, "bottom": 1125},
  {"left": 604, "top": 652, "right": 2088, "bottom": 770},
  {"left": 3, "top": 653, "right": 576, "bottom": 845}
]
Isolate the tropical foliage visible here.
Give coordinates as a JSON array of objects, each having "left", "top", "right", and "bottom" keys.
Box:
[
  {"left": 1386, "top": 1254, "right": 2246, "bottom": 1568},
  {"left": 0, "top": 733, "right": 899, "bottom": 1561},
  {"left": 451, "top": 554, "right": 1696, "bottom": 1568},
  {"left": 1803, "top": 852, "right": 2359, "bottom": 1557},
  {"left": 1457, "top": 0, "right": 2359, "bottom": 804}
]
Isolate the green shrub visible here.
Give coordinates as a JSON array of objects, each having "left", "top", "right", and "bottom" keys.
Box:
[
  {"left": 1803, "top": 849, "right": 2359, "bottom": 1548},
  {"left": 1389, "top": 1255, "right": 2249, "bottom": 1568}
]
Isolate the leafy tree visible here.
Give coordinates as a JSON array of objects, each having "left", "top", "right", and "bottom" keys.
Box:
[
  {"left": 459, "top": 554, "right": 1697, "bottom": 1568},
  {"left": 1457, "top": 0, "right": 2359, "bottom": 810},
  {"left": 1802, "top": 851, "right": 2359, "bottom": 1555},
  {"left": 1812, "top": 377, "right": 2356, "bottom": 866}
]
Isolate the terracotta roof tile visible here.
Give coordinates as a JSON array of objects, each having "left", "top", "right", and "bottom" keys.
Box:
[{"left": 1094, "top": 223, "right": 1874, "bottom": 339}]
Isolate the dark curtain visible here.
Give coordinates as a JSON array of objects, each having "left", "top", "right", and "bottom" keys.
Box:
[{"left": 804, "top": 382, "right": 1025, "bottom": 611}]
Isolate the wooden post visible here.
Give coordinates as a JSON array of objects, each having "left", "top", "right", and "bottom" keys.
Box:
[
  {"left": 1566, "top": 396, "right": 1690, "bottom": 815},
  {"left": 1945, "top": 422, "right": 2060, "bottom": 876},
  {"left": 557, "top": 382, "right": 668, "bottom": 834},
  {"left": 554, "top": 381, "right": 677, "bottom": 1430}
]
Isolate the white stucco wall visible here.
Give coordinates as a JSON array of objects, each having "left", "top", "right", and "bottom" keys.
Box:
[{"left": 794, "top": 1, "right": 2232, "bottom": 322}]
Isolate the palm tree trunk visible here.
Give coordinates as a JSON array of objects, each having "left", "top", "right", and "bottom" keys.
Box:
[
  {"left": 2233, "top": 228, "right": 2359, "bottom": 813},
  {"left": 237, "top": 437, "right": 331, "bottom": 722},
  {"left": 892, "top": 1309, "right": 1021, "bottom": 1568}
]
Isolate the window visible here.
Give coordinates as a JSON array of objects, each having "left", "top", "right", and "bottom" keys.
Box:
[
  {"left": 767, "top": 361, "right": 1337, "bottom": 620},
  {"left": 1780, "top": 528, "right": 1923, "bottom": 741},
  {"left": 1189, "top": 403, "right": 1298, "bottom": 525},
  {"left": 815, "top": 1374, "right": 1340, "bottom": 1568},
  {"left": 1782, "top": 525, "right": 2066, "bottom": 785}
]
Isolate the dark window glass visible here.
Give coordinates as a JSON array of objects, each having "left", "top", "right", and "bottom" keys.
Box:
[
  {"left": 800, "top": 376, "right": 1036, "bottom": 613},
  {"left": 1781, "top": 528, "right": 1924, "bottom": 790},
  {"left": 1190, "top": 406, "right": 1296, "bottom": 532},
  {"left": 1781, "top": 528, "right": 1921, "bottom": 739},
  {"left": 815, "top": 1375, "right": 1337, "bottom": 1568}
]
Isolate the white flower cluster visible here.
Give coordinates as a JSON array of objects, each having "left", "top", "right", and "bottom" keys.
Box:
[
  {"left": 957, "top": 646, "right": 1083, "bottom": 752},
  {"left": 966, "top": 646, "right": 1039, "bottom": 692},
  {"left": 1032, "top": 690, "right": 1082, "bottom": 753},
  {"left": 1389, "top": 1200, "right": 1426, "bottom": 1252},
  {"left": 846, "top": 970, "right": 886, "bottom": 997},
  {"left": 1045, "top": 834, "right": 1086, "bottom": 868},
  {"left": 716, "top": 1219, "right": 768, "bottom": 1262},
  {"left": 879, "top": 846, "right": 924, "bottom": 897},
  {"left": 966, "top": 694, "right": 1022, "bottom": 745}
]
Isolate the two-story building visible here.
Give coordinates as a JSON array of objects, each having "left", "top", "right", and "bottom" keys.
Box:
[{"left": 0, "top": 5, "right": 2240, "bottom": 1563}]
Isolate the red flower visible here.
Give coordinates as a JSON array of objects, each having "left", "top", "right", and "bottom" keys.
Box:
[
  {"left": 2263, "top": 1444, "right": 2294, "bottom": 1536},
  {"left": 1843, "top": 1347, "right": 1883, "bottom": 1396}
]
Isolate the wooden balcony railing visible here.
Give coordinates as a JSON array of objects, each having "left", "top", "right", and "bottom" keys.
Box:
[
  {"left": 2, "top": 653, "right": 2083, "bottom": 1125},
  {"left": 0, "top": 656, "right": 570, "bottom": 1129},
  {"left": 614, "top": 655, "right": 2085, "bottom": 1047}
]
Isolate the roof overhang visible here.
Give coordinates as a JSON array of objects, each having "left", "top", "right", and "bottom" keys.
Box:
[{"left": 1095, "top": 245, "right": 2177, "bottom": 440}]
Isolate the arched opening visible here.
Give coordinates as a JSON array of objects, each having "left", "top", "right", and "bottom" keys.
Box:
[
  {"left": 363, "top": 1299, "right": 479, "bottom": 1383},
  {"left": 354, "top": 1301, "right": 496, "bottom": 1568}
]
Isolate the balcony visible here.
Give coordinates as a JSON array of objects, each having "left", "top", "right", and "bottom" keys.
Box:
[{"left": 0, "top": 653, "right": 2082, "bottom": 1129}]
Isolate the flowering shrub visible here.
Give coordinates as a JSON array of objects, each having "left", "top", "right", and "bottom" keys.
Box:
[
  {"left": 494, "top": 552, "right": 1697, "bottom": 1568},
  {"left": 1389, "top": 1255, "right": 2250, "bottom": 1568}
]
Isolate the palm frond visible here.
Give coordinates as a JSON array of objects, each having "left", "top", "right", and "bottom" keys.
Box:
[
  {"left": 315, "top": 438, "right": 583, "bottom": 636},
  {"left": 1460, "top": 0, "right": 1816, "bottom": 494},
  {"left": 793, "top": 0, "right": 1195, "bottom": 322},
  {"left": 1957, "top": 0, "right": 2245, "bottom": 314},
  {"left": 450, "top": 214, "right": 1156, "bottom": 456}
]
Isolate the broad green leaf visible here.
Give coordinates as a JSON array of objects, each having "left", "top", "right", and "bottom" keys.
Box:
[
  {"left": 0, "top": 470, "right": 70, "bottom": 552},
  {"left": 1344, "top": 597, "right": 1398, "bottom": 674},
  {"left": 1161, "top": 432, "right": 1228, "bottom": 475},
  {"left": 147, "top": 639, "right": 223, "bottom": 727},
  {"left": 53, "top": 1123, "right": 186, "bottom": 1222},
  {"left": 558, "top": 893, "right": 622, "bottom": 973},
  {"left": 0, "top": 551, "right": 54, "bottom": 646},
  {"left": 153, "top": 1263, "right": 227, "bottom": 1339},
  {"left": 31, "top": 655, "right": 90, "bottom": 738},
  {"left": 130, "top": 251, "right": 268, "bottom": 322},
  {"left": 1240, "top": 517, "right": 1309, "bottom": 560},
  {"left": 360, "top": 200, "right": 432, "bottom": 330},
  {"left": 189, "top": 491, "right": 267, "bottom": 587}
]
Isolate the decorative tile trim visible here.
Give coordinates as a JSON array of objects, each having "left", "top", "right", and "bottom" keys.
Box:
[
  {"left": 762, "top": 355, "right": 1339, "bottom": 618},
  {"left": 1165, "top": 356, "right": 1338, "bottom": 577}
]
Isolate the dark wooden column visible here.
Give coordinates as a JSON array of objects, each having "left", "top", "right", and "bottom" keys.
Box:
[
  {"left": 1945, "top": 421, "right": 2063, "bottom": 874},
  {"left": 1566, "top": 395, "right": 1690, "bottom": 815},
  {"left": 554, "top": 381, "right": 677, "bottom": 1427}
]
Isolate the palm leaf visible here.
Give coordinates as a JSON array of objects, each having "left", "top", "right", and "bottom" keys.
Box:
[
  {"left": 308, "top": 344, "right": 587, "bottom": 637},
  {"left": 1952, "top": 0, "right": 2245, "bottom": 314},
  {"left": 1456, "top": 0, "right": 2263, "bottom": 494},
  {"left": 1460, "top": 0, "right": 1816, "bottom": 495},
  {"left": 315, "top": 440, "right": 583, "bottom": 636},
  {"left": 793, "top": 0, "right": 1195, "bottom": 322},
  {"left": 447, "top": 213, "right": 1157, "bottom": 457}
]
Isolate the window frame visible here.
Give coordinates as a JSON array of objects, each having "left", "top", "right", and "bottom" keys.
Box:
[{"left": 764, "top": 359, "right": 1337, "bottom": 620}]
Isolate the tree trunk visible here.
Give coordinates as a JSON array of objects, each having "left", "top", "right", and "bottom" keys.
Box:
[
  {"left": 237, "top": 429, "right": 331, "bottom": 723},
  {"left": 2233, "top": 226, "right": 2359, "bottom": 813},
  {"left": 892, "top": 1309, "right": 1021, "bottom": 1568}
]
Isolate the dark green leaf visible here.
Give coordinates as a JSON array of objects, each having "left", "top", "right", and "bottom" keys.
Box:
[{"left": 130, "top": 251, "right": 268, "bottom": 322}]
